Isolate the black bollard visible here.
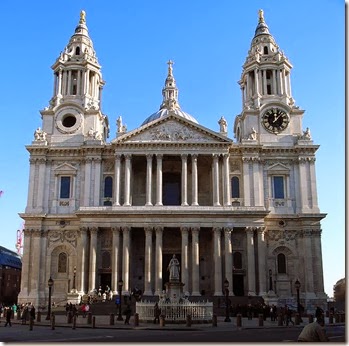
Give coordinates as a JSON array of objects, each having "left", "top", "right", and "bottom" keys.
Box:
[
  {"left": 258, "top": 314, "right": 264, "bottom": 326},
  {"left": 236, "top": 314, "right": 242, "bottom": 327},
  {"left": 212, "top": 314, "right": 217, "bottom": 327},
  {"left": 29, "top": 317, "right": 34, "bottom": 331},
  {"left": 329, "top": 313, "right": 333, "bottom": 324},
  {"left": 186, "top": 314, "right": 192, "bottom": 327},
  {"left": 277, "top": 313, "right": 283, "bottom": 326},
  {"left": 72, "top": 315, "right": 76, "bottom": 329},
  {"left": 92, "top": 316, "right": 96, "bottom": 328},
  {"left": 67, "top": 311, "right": 73, "bottom": 323},
  {"left": 110, "top": 313, "right": 115, "bottom": 325},
  {"left": 37, "top": 311, "right": 41, "bottom": 323},
  {"left": 134, "top": 313, "right": 139, "bottom": 326},
  {"left": 87, "top": 312, "right": 92, "bottom": 324},
  {"left": 51, "top": 314, "right": 55, "bottom": 330},
  {"left": 159, "top": 315, "right": 165, "bottom": 327}
]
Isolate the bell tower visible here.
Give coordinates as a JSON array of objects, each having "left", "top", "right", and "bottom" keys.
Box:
[
  {"left": 234, "top": 10, "right": 305, "bottom": 145},
  {"left": 39, "top": 10, "right": 109, "bottom": 146}
]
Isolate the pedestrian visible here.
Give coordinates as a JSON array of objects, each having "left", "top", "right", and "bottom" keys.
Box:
[
  {"left": 21, "top": 304, "right": 29, "bottom": 325},
  {"left": 124, "top": 304, "right": 132, "bottom": 325},
  {"left": 285, "top": 305, "right": 294, "bottom": 326},
  {"left": 4, "top": 306, "right": 12, "bottom": 327},
  {"left": 315, "top": 306, "right": 324, "bottom": 320},
  {"left": 30, "top": 304, "right": 36, "bottom": 321},
  {"left": 153, "top": 302, "right": 161, "bottom": 324},
  {"left": 298, "top": 315, "right": 328, "bottom": 342}
]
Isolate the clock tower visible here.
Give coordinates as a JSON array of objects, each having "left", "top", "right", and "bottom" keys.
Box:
[{"left": 234, "top": 10, "right": 305, "bottom": 145}]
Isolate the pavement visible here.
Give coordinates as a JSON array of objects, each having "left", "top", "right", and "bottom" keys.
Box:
[{"left": 4, "top": 314, "right": 343, "bottom": 332}]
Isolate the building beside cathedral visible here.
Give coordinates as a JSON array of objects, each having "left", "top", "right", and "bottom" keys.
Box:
[{"left": 18, "top": 10, "right": 327, "bottom": 311}]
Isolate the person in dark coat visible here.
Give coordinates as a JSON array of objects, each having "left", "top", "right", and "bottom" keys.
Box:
[
  {"left": 124, "top": 304, "right": 132, "bottom": 325},
  {"left": 30, "top": 305, "right": 36, "bottom": 321},
  {"left": 153, "top": 303, "right": 161, "bottom": 324},
  {"left": 4, "top": 306, "right": 12, "bottom": 327}
]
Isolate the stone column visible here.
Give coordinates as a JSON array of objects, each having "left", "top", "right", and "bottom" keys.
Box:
[
  {"left": 57, "top": 69, "right": 63, "bottom": 96},
  {"left": 77, "top": 69, "right": 81, "bottom": 95},
  {"left": 144, "top": 227, "right": 153, "bottom": 295},
  {"left": 252, "top": 158, "right": 262, "bottom": 206},
  {"left": 93, "top": 158, "right": 101, "bottom": 207},
  {"left": 212, "top": 154, "right": 220, "bottom": 206},
  {"left": 181, "top": 227, "right": 189, "bottom": 290},
  {"left": 213, "top": 227, "right": 222, "bottom": 295},
  {"left": 312, "top": 229, "right": 325, "bottom": 293},
  {"left": 88, "top": 227, "right": 98, "bottom": 292},
  {"left": 181, "top": 155, "right": 188, "bottom": 206},
  {"left": 67, "top": 70, "right": 72, "bottom": 95},
  {"left": 224, "top": 228, "right": 234, "bottom": 296},
  {"left": 111, "top": 227, "right": 120, "bottom": 295},
  {"left": 246, "top": 227, "right": 256, "bottom": 295},
  {"left": 257, "top": 227, "right": 267, "bottom": 296},
  {"left": 156, "top": 155, "right": 163, "bottom": 206},
  {"left": 223, "top": 154, "right": 231, "bottom": 206},
  {"left": 27, "top": 159, "right": 36, "bottom": 210},
  {"left": 122, "top": 226, "right": 131, "bottom": 294},
  {"left": 309, "top": 158, "right": 319, "bottom": 211},
  {"left": 124, "top": 155, "right": 131, "bottom": 206},
  {"left": 303, "top": 230, "right": 315, "bottom": 294},
  {"left": 155, "top": 227, "right": 163, "bottom": 295},
  {"left": 299, "top": 159, "right": 309, "bottom": 211},
  {"left": 272, "top": 70, "right": 277, "bottom": 95},
  {"left": 262, "top": 70, "right": 267, "bottom": 95},
  {"left": 191, "top": 227, "right": 200, "bottom": 296},
  {"left": 36, "top": 159, "right": 46, "bottom": 212},
  {"left": 242, "top": 157, "right": 251, "bottom": 206},
  {"left": 18, "top": 230, "right": 31, "bottom": 298},
  {"left": 146, "top": 154, "right": 153, "bottom": 206},
  {"left": 78, "top": 227, "right": 88, "bottom": 294},
  {"left": 114, "top": 154, "right": 121, "bottom": 206},
  {"left": 84, "top": 158, "right": 92, "bottom": 206},
  {"left": 191, "top": 154, "right": 199, "bottom": 206},
  {"left": 254, "top": 68, "right": 259, "bottom": 96}
]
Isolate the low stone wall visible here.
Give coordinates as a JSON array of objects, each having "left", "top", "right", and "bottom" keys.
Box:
[{"left": 136, "top": 300, "right": 213, "bottom": 323}]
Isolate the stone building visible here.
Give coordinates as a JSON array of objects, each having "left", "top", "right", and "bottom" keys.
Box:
[{"left": 18, "top": 10, "right": 327, "bottom": 311}]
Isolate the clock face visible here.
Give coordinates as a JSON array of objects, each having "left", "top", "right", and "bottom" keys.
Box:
[{"left": 262, "top": 108, "right": 289, "bottom": 134}]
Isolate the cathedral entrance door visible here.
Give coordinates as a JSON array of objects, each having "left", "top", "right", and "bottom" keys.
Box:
[
  {"left": 163, "top": 173, "right": 181, "bottom": 205},
  {"left": 100, "top": 273, "right": 111, "bottom": 292},
  {"left": 233, "top": 275, "right": 244, "bottom": 296}
]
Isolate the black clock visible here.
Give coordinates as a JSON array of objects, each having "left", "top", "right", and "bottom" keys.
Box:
[{"left": 262, "top": 108, "right": 289, "bottom": 133}]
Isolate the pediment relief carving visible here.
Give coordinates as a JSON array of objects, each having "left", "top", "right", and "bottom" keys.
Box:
[{"left": 53, "top": 162, "right": 77, "bottom": 175}]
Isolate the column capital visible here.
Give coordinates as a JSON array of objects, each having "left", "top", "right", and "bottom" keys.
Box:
[
  {"left": 224, "top": 227, "right": 232, "bottom": 234},
  {"left": 90, "top": 227, "right": 98, "bottom": 235},
  {"left": 191, "top": 227, "right": 200, "bottom": 234},
  {"left": 111, "top": 227, "right": 121, "bottom": 233},
  {"left": 245, "top": 226, "right": 254, "bottom": 234},
  {"left": 121, "top": 226, "right": 130, "bottom": 233},
  {"left": 155, "top": 226, "right": 163, "bottom": 233},
  {"left": 146, "top": 153, "right": 153, "bottom": 160},
  {"left": 180, "top": 227, "right": 189, "bottom": 234},
  {"left": 213, "top": 227, "right": 222, "bottom": 234},
  {"left": 114, "top": 153, "right": 122, "bottom": 160},
  {"left": 181, "top": 154, "right": 188, "bottom": 160},
  {"left": 144, "top": 227, "right": 153, "bottom": 235},
  {"left": 156, "top": 154, "right": 163, "bottom": 160}
]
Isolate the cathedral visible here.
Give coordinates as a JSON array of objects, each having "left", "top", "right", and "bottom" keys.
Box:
[{"left": 18, "top": 10, "right": 327, "bottom": 311}]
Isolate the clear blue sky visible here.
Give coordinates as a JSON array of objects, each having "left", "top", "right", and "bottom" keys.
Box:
[{"left": 0, "top": 1, "right": 344, "bottom": 297}]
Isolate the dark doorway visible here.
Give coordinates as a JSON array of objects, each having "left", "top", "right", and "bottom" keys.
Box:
[
  {"left": 163, "top": 173, "right": 181, "bottom": 205},
  {"left": 233, "top": 275, "right": 244, "bottom": 296},
  {"left": 100, "top": 273, "right": 111, "bottom": 291}
]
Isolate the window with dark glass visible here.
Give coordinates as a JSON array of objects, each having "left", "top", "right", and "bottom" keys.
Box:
[
  {"left": 233, "top": 251, "right": 242, "bottom": 269},
  {"left": 58, "top": 252, "right": 67, "bottom": 273},
  {"left": 102, "top": 251, "right": 111, "bottom": 269},
  {"left": 60, "top": 177, "right": 71, "bottom": 198},
  {"left": 273, "top": 176, "right": 284, "bottom": 199},
  {"left": 104, "top": 176, "right": 113, "bottom": 198},
  {"left": 277, "top": 253, "right": 286, "bottom": 273},
  {"left": 231, "top": 176, "right": 240, "bottom": 198}
]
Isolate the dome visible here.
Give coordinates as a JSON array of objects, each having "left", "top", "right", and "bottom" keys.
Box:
[
  {"left": 141, "top": 108, "right": 198, "bottom": 126},
  {"left": 140, "top": 60, "right": 198, "bottom": 126}
]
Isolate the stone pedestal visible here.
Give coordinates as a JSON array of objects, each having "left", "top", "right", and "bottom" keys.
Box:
[
  {"left": 165, "top": 281, "right": 185, "bottom": 303},
  {"left": 67, "top": 291, "right": 81, "bottom": 305}
]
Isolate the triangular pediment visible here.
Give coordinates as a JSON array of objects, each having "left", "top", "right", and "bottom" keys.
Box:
[
  {"left": 112, "top": 114, "right": 232, "bottom": 144},
  {"left": 267, "top": 162, "right": 290, "bottom": 175},
  {"left": 54, "top": 162, "right": 78, "bottom": 175}
]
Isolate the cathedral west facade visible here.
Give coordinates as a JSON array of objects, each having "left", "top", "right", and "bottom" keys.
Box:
[{"left": 18, "top": 10, "right": 327, "bottom": 311}]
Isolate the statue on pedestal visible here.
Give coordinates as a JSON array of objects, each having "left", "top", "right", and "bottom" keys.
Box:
[{"left": 167, "top": 254, "right": 180, "bottom": 281}]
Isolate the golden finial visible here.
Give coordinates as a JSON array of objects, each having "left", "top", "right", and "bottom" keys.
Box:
[
  {"left": 258, "top": 9, "right": 264, "bottom": 23},
  {"left": 79, "top": 10, "right": 86, "bottom": 24}
]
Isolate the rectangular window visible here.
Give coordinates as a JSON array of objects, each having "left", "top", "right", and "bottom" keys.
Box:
[
  {"left": 273, "top": 176, "right": 284, "bottom": 199},
  {"left": 60, "top": 176, "right": 71, "bottom": 199}
]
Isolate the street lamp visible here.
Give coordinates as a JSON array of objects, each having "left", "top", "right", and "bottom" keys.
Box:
[
  {"left": 117, "top": 279, "right": 123, "bottom": 321},
  {"left": 46, "top": 276, "right": 54, "bottom": 320},
  {"left": 224, "top": 278, "right": 231, "bottom": 322},
  {"left": 295, "top": 279, "right": 301, "bottom": 321},
  {"left": 72, "top": 266, "right": 76, "bottom": 292}
]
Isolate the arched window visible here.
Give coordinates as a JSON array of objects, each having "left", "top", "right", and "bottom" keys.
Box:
[
  {"left": 75, "top": 46, "right": 80, "bottom": 55},
  {"left": 104, "top": 176, "right": 113, "bottom": 198},
  {"left": 277, "top": 253, "right": 286, "bottom": 273},
  {"left": 102, "top": 251, "right": 111, "bottom": 269},
  {"left": 233, "top": 252, "right": 242, "bottom": 269},
  {"left": 58, "top": 252, "right": 67, "bottom": 273},
  {"left": 231, "top": 177, "right": 240, "bottom": 198},
  {"left": 263, "top": 46, "right": 268, "bottom": 54}
]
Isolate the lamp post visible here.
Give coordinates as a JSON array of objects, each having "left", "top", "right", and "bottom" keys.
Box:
[
  {"left": 117, "top": 279, "right": 123, "bottom": 321},
  {"left": 224, "top": 278, "right": 231, "bottom": 322},
  {"left": 72, "top": 266, "right": 76, "bottom": 292},
  {"left": 46, "top": 276, "right": 54, "bottom": 320},
  {"left": 295, "top": 279, "right": 301, "bottom": 320}
]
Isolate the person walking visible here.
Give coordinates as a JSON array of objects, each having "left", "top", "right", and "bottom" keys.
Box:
[
  {"left": 30, "top": 304, "right": 36, "bottom": 321},
  {"left": 285, "top": 305, "right": 294, "bottom": 326},
  {"left": 298, "top": 315, "right": 328, "bottom": 342},
  {"left": 153, "top": 303, "right": 161, "bottom": 324},
  {"left": 124, "top": 304, "right": 132, "bottom": 325},
  {"left": 4, "top": 306, "right": 12, "bottom": 327}
]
